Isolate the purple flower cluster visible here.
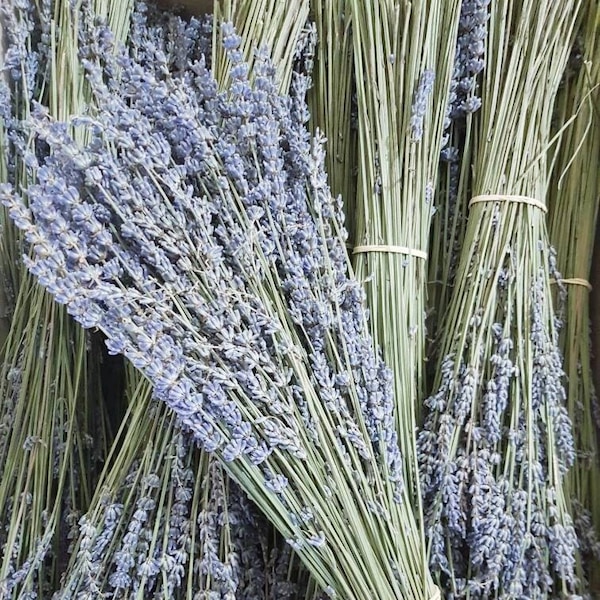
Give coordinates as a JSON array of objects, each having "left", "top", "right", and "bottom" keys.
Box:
[
  {"left": 418, "top": 271, "right": 580, "bottom": 596},
  {"left": 410, "top": 69, "right": 435, "bottom": 141},
  {"left": 446, "top": 0, "right": 489, "bottom": 122},
  {"left": 58, "top": 422, "right": 289, "bottom": 599}
]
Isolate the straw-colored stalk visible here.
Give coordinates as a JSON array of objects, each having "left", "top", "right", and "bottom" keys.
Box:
[
  {"left": 418, "top": 0, "right": 584, "bottom": 595},
  {"left": 348, "top": 0, "right": 461, "bottom": 542},
  {"left": 547, "top": 0, "right": 600, "bottom": 586}
]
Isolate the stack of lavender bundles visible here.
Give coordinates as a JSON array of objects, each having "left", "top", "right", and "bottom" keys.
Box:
[{"left": 2, "top": 14, "right": 436, "bottom": 600}]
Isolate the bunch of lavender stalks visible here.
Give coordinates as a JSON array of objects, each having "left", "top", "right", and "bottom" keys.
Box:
[
  {"left": 59, "top": 363, "right": 312, "bottom": 599},
  {"left": 55, "top": 4, "right": 316, "bottom": 597},
  {"left": 0, "top": 0, "right": 132, "bottom": 595},
  {"left": 547, "top": 0, "right": 600, "bottom": 584},
  {"left": 1, "top": 17, "right": 438, "bottom": 600},
  {"left": 417, "top": 0, "right": 584, "bottom": 596},
  {"left": 349, "top": 0, "right": 461, "bottom": 524}
]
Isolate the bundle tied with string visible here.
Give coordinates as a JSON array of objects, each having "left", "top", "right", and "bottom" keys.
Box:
[
  {"left": 349, "top": 0, "right": 462, "bottom": 541},
  {"left": 418, "top": 189, "right": 582, "bottom": 596},
  {"left": 417, "top": 1, "right": 584, "bottom": 592}
]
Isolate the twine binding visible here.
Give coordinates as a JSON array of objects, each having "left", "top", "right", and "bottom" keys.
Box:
[
  {"left": 552, "top": 277, "right": 592, "bottom": 291},
  {"left": 469, "top": 194, "right": 547, "bottom": 214},
  {"left": 429, "top": 586, "right": 442, "bottom": 600},
  {"left": 352, "top": 244, "right": 428, "bottom": 260}
]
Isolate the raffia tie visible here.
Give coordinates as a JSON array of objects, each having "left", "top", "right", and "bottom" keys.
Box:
[
  {"left": 469, "top": 194, "right": 548, "bottom": 213},
  {"left": 352, "top": 244, "right": 428, "bottom": 260},
  {"left": 429, "top": 586, "right": 442, "bottom": 600},
  {"left": 552, "top": 278, "right": 592, "bottom": 291}
]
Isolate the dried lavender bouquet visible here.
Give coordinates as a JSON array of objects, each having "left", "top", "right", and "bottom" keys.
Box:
[
  {"left": 2, "top": 20, "right": 437, "bottom": 600},
  {"left": 417, "top": 0, "right": 584, "bottom": 596},
  {"left": 55, "top": 5, "right": 314, "bottom": 596},
  {"left": 547, "top": 0, "right": 600, "bottom": 582},
  {"left": 348, "top": 0, "right": 461, "bottom": 528}
]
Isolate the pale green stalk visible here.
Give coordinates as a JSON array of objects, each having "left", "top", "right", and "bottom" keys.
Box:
[
  {"left": 426, "top": 114, "right": 477, "bottom": 360},
  {"left": 307, "top": 0, "right": 357, "bottom": 245},
  {"left": 547, "top": 0, "right": 600, "bottom": 585},
  {"left": 348, "top": 1, "right": 460, "bottom": 592},
  {"left": 212, "top": 0, "right": 310, "bottom": 94}
]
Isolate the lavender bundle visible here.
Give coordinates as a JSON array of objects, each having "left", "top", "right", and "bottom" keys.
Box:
[
  {"left": 2, "top": 20, "right": 437, "bottom": 600},
  {"left": 417, "top": 0, "right": 584, "bottom": 596},
  {"left": 0, "top": 1, "right": 132, "bottom": 595},
  {"left": 56, "top": 5, "right": 316, "bottom": 597},
  {"left": 348, "top": 0, "right": 461, "bottom": 531},
  {"left": 547, "top": 0, "right": 600, "bottom": 582},
  {"left": 59, "top": 366, "right": 309, "bottom": 599}
]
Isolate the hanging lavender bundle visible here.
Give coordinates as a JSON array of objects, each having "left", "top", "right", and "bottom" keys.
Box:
[
  {"left": 348, "top": 0, "right": 461, "bottom": 541},
  {"left": 2, "top": 19, "right": 437, "bottom": 600},
  {"left": 417, "top": 0, "right": 585, "bottom": 596}
]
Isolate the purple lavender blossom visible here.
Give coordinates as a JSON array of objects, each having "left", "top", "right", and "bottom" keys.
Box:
[
  {"left": 447, "top": 0, "right": 490, "bottom": 121},
  {"left": 418, "top": 268, "right": 578, "bottom": 595},
  {"left": 410, "top": 70, "right": 435, "bottom": 141}
]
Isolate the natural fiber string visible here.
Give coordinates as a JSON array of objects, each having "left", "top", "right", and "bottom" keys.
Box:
[
  {"left": 469, "top": 194, "right": 548, "bottom": 214},
  {"left": 551, "top": 278, "right": 593, "bottom": 291},
  {"left": 352, "top": 244, "right": 428, "bottom": 260},
  {"left": 429, "top": 586, "right": 442, "bottom": 600}
]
